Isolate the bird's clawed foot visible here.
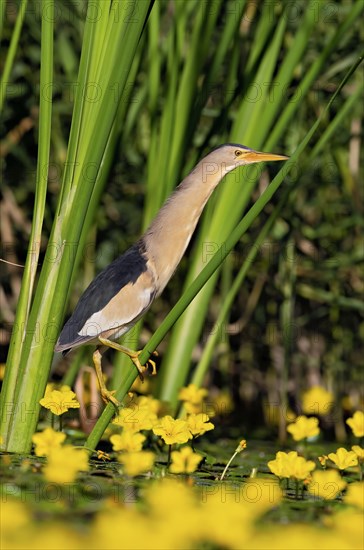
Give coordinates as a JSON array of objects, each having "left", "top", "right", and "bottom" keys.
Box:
[
  {"left": 98, "top": 337, "right": 158, "bottom": 381},
  {"left": 131, "top": 350, "right": 158, "bottom": 380},
  {"left": 100, "top": 388, "right": 121, "bottom": 410}
]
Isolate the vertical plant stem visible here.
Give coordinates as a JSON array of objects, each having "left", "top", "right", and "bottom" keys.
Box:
[
  {"left": 0, "top": 0, "right": 28, "bottom": 113},
  {"left": 167, "top": 444, "right": 172, "bottom": 467},
  {"left": 0, "top": 0, "right": 53, "bottom": 443}
]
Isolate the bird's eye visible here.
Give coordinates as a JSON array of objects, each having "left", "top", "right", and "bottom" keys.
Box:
[{"left": 235, "top": 150, "right": 243, "bottom": 157}]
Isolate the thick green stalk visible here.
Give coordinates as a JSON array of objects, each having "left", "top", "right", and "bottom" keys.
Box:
[
  {"left": 1, "top": 0, "right": 153, "bottom": 453},
  {"left": 0, "top": 0, "right": 53, "bottom": 445}
]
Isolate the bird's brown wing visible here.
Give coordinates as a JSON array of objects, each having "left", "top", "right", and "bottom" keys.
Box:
[
  {"left": 55, "top": 241, "right": 152, "bottom": 353},
  {"left": 77, "top": 270, "right": 156, "bottom": 340}
]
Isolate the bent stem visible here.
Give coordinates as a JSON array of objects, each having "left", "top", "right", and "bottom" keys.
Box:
[
  {"left": 220, "top": 440, "right": 247, "bottom": 481},
  {"left": 84, "top": 56, "right": 363, "bottom": 450},
  {"left": 167, "top": 445, "right": 172, "bottom": 467}
]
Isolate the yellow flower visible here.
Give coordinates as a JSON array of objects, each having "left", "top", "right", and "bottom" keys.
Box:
[
  {"left": 179, "top": 384, "right": 208, "bottom": 404},
  {"left": 288, "top": 455, "right": 316, "bottom": 481},
  {"left": 130, "top": 376, "right": 152, "bottom": 394},
  {"left": 197, "top": 480, "right": 282, "bottom": 547},
  {"left": 307, "top": 469, "right": 346, "bottom": 500},
  {"left": 179, "top": 384, "right": 208, "bottom": 413},
  {"left": 39, "top": 389, "right": 80, "bottom": 415},
  {"left": 328, "top": 447, "right": 359, "bottom": 470},
  {"left": 110, "top": 431, "right": 146, "bottom": 452},
  {"left": 135, "top": 395, "right": 161, "bottom": 415},
  {"left": 352, "top": 445, "right": 364, "bottom": 461},
  {"left": 118, "top": 451, "right": 155, "bottom": 476},
  {"left": 32, "top": 427, "right": 66, "bottom": 456},
  {"left": 141, "top": 479, "right": 200, "bottom": 547},
  {"left": 112, "top": 406, "right": 157, "bottom": 432},
  {"left": 153, "top": 415, "right": 192, "bottom": 445},
  {"left": 344, "top": 482, "right": 364, "bottom": 509},
  {"left": 243, "top": 478, "right": 282, "bottom": 513},
  {"left": 186, "top": 413, "right": 214, "bottom": 437},
  {"left": 287, "top": 415, "right": 320, "bottom": 441},
  {"left": 301, "top": 386, "right": 334, "bottom": 416},
  {"left": 169, "top": 446, "right": 203, "bottom": 474},
  {"left": 44, "top": 382, "right": 55, "bottom": 395},
  {"left": 0, "top": 500, "right": 31, "bottom": 546},
  {"left": 268, "top": 451, "right": 316, "bottom": 480},
  {"left": 346, "top": 411, "right": 364, "bottom": 437},
  {"left": 43, "top": 445, "right": 89, "bottom": 483},
  {"left": 331, "top": 509, "right": 364, "bottom": 548},
  {"left": 44, "top": 383, "right": 74, "bottom": 395},
  {"left": 184, "top": 402, "right": 204, "bottom": 414}
]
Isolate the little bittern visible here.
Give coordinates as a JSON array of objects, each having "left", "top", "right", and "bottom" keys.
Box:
[{"left": 55, "top": 144, "right": 288, "bottom": 406}]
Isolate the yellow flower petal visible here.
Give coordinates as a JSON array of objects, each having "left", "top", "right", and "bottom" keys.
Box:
[
  {"left": 32, "top": 427, "right": 66, "bottom": 456},
  {"left": 178, "top": 384, "right": 208, "bottom": 404},
  {"left": 153, "top": 415, "right": 192, "bottom": 445},
  {"left": 39, "top": 389, "right": 80, "bottom": 415},
  {"left": 307, "top": 469, "right": 346, "bottom": 500},
  {"left": 346, "top": 411, "right": 364, "bottom": 437},
  {"left": 328, "top": 448, "right": 359, "bottom": 470},
  {"left": 344, "top": 482, "right": 364, "bottom": 509},
  {"left": 110, "top": 431, "right": 146, "bottom": 452},
  {"left": 287, "top": 416, "right": 320, "bottom": 441},
  {"left": 301, "top": 386, "right": 334, "bottom": 416},
  {"left": 112, "top": 407, "right": 157, "bottom": 432},
  {"left": 186, "top": 413, "right": 214, "bottom": 437},
  {"left": 118, "top": 451, "right": 155, "bottom": 476},
  {"left": 170, "top": 446, "right": 203, "bottom": 474},
  {"left": 351, "top": 445, "right": 364, "bottom": 461},
  {"left": 268, "top": 451, "right": 315, "bottom": 480},
  {"left": 43, "top": 445, "right": 89, "bottom": 483}
]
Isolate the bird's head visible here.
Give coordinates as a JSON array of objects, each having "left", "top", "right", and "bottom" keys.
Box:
[{"left": 211, "top": 143, "right": 289, "bottom": 173}]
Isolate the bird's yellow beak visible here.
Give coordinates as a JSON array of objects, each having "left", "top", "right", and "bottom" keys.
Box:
[{"left": 243, "top": 150, "right": 289, "bottom": 163}]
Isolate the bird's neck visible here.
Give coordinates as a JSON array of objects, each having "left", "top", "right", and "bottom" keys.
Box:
[{"left": 142, "top": 162, "right": 225, "bottom": 294}]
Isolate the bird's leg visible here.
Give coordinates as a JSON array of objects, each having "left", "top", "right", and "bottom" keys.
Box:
[
  {"left": 92, "top": 348, "right": 121, "bottom": 410},
  {"left": 98, "top": 337, "right": 158, "bottom": 379}
]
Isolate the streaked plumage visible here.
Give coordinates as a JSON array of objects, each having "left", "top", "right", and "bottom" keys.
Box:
[
  {"left": 55, "top": 144, "right": 288, "bottom": 406},
  {"left": 56, "top": 241, "right": 152, "bottom": 352}
]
